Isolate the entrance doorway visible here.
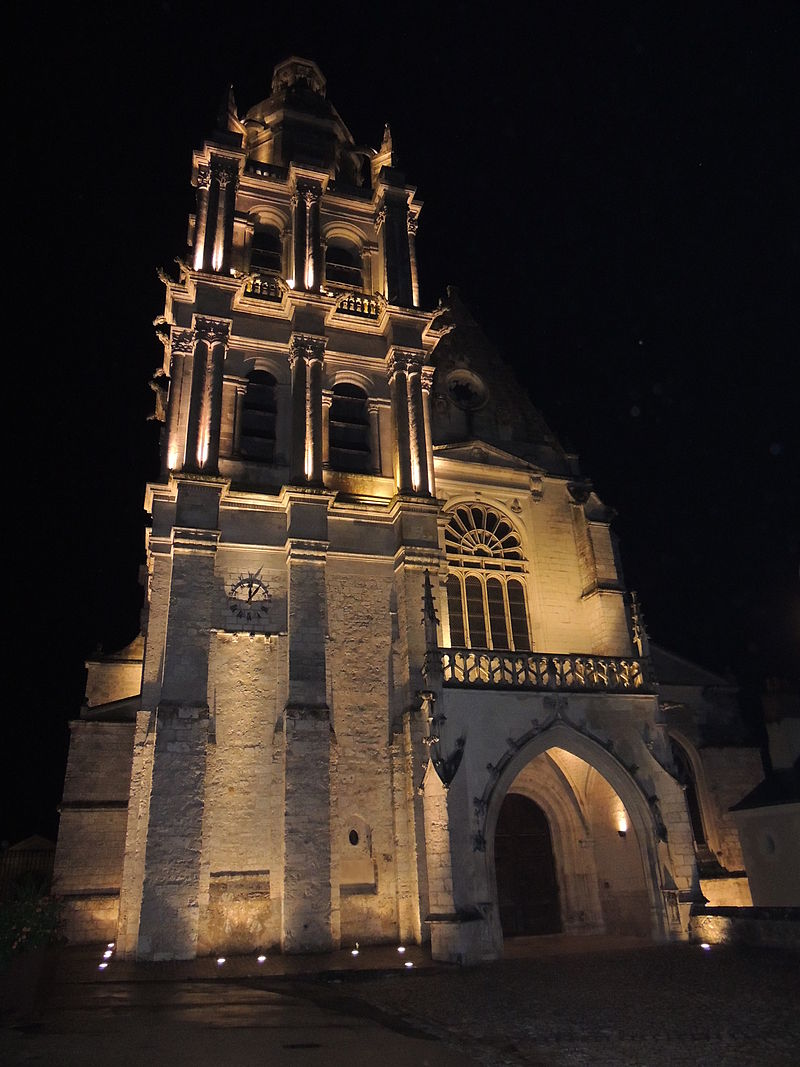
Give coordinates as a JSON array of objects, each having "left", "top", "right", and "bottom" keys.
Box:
[{"left": 494, "top": 792, "right": 562, "bottom": 936}]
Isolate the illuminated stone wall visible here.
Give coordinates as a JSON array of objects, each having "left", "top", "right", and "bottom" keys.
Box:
[{"left": 54, "top": 57, "right": 767, "bottom": 963}]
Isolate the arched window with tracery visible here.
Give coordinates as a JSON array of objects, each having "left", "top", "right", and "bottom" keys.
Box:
[
  {"left": 240, "top": 369, "right": 277, "bottom": 462},
  {"left": 329, "top": 382, "right": 370, "bottom": 472},
  {"left": 444, "top": 504, "right": 532, "bottom": 651}
]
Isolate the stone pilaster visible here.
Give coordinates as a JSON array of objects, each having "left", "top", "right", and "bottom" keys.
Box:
[
  {"left": 192, "top": 166, "right": 211, "bottom": 271},
  {"left": 136, "top": 482, "right": 223, "bottom": 959},
  {"left": 387, "top": 350, "right": 430, "bottom": 496},
  {"left": 421, "top": 366, "right": 436, "bottom": 495},
  {"left": 288, "top": 333, "right": 327, "bottom": 485},
  {"left": 165, "top": 328, "right": 194, "bottom": 472},
  {"left": 377, "top": 186, "right": 413, "bottom": 307},
  {"left": 281, "top": 493, "right": 335, "bottom": 952},
  {"left": 367, "top": 400, "right": 382, "bottom": 475},
  {"left": 208, "top": 158, "right": 238, "bottom": 273},
  {"left": 183, "top": 317, "right": 230, "bottom": 475},
  {"left": 407, "top": 211, "right": 420, "bottom": 307}
]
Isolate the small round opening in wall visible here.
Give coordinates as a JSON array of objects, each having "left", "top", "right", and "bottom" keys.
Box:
[
  {"left": 446, "top": 370, "right": 487, "bottom": 411},
  {"left": 348, "top": 829, "right": 359, "bottom": 846}
]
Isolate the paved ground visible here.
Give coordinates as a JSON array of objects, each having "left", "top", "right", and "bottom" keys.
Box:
[{"left": 1, "top": 936, "right": 798, "bottom": 1065}]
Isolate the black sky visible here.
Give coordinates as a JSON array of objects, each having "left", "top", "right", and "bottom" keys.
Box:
[{"left": 7, "top": 1, "right": 798, "bottom": 844}]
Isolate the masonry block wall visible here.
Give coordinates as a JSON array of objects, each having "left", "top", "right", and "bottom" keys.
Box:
[{"left": 54, "top": 721, "right": 135, "bottom": 941}]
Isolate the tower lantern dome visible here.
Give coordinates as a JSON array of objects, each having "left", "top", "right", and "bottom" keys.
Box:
[
  {"left": 270, "top": 56, "right": 327, "bottom": 97},
  {"left": 243, "top": 56, "right": 355, "bottom": 172}
]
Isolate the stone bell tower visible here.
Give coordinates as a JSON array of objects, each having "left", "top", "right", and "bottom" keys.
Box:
[
  {"left": 115, "top": 57, "right": 444, "bottom": 960},
  {"left": 55, "top": 57, "right": 763, "bottom": 963}
]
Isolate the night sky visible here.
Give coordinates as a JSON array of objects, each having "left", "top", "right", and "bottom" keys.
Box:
[{"left": 7, "top": 3, "right": 798, "bottom": 845}]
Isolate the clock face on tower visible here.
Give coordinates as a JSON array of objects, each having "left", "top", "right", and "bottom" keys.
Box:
[{"left": 228, "top": 572, "right": 272, "bottom": 624}]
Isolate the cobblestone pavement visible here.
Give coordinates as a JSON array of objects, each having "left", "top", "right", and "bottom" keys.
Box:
[
  {"left": 342, "top": 937, "right": 800, "bottom": 1066},
  {"left": 1, "top": 936, "right": 798, "bottom": 1066}
]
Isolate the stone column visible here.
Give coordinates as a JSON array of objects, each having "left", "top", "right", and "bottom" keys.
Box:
[
  {"left": 421, "top": 366, "right": 436, "bottom": 496},
  {"left": 232, "top": 383, "right": 246, "bottom": 455},
  {"left": 289, "top": 333, "right": 327, "bottom": 484},
  {"left": 211, "top": 162, "right": 235, "bottom": 273},
  {"left": 407, "top": 212, "right": 420, "bottom": 308},
  {"left": 307, "top": 352, "right": 324, "bottom": 483},
  {"left": 165, "top": 328, "right": 194, "bottom": 473},
  {"left": 184, "top": 337, "right": 207, "bottom": 474},
  {"left": 407, "top": 360, "right": 429, "bottom": 496},
  {"left": 367, "top": 400, "right": 382, "bottom": 475},
  {"left": 322, "top": 393, "right": 332, "bottom": 467},
  {"left": 288, "top": 344, "right": 307, "bottom": 483},
  {"left": 303, "top": 187, "right": 321, "bottom": 291},
  {"left": 193, "top": 167, "right": 211, "bottom": 272},
  {"left": 363, "top": 242, "right": 378, "bottom": 297},
  {"left": 388, "top": 354, "right": 412, "bottom": 493},
  {"left": 290, "top": 192, "right": 302, "bottom": 289},
  {"left": 185, "top": 317, "right": 230, "bottom": 474}
]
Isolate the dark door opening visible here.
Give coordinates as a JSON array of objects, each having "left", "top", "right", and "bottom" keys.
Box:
[{"left": 495, "top": 792, "right": 562, "bottom": 936}]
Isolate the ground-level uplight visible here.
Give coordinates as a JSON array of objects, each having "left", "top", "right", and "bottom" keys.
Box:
[
  {"left": 397, "top": 945, "right": 406, "bottom": 954},
  {"left": 351, "top": 941, "right": 360, "bottom": 957},
  {"left": 700, "top": 943, "right": 711, "bottom": 951},
  {"left": 103, "top": 950, "right": 113, "bottom": 959},
  {"left": 216, "top": 957, "right": 226, "bottom": 966},
  {"left": 404, "top": 961, "right": 414, "bottom": 968},
  {"left": 257, "top": 955, "right": 266, "bottom": 964},
  {"left": 98, "top": 962, "right": 108, "bottom": 970}
]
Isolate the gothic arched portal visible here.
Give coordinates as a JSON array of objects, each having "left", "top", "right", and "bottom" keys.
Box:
[{"left": 485, "top": 728, "right": 665, "bottom": 943}]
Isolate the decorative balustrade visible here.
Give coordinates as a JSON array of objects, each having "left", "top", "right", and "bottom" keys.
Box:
[
  {"left": 334, "top": 291, "right": 379, "bottom": 318},
  {"left": 244, "top": 274, "right": 283, "bottom": 302},
  {"left": 431, "top": 649, "right": 652, "bottom": 693}
]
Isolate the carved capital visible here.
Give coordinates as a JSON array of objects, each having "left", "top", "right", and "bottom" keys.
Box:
[
  {"left": 210, "top": 158, "right": 238, "bottom": 189},
  {"left": 289, "top": 333, "right": 327, "bottom": 365},
  {"left": 374, "top": 208, "right": 386, "bottom": 232},
  {"left": 420, "top": 366, "right": 435, "bottom": 393},
  {"left": 194, "top": 316, "right": 231, "bottom": 346},
  {"left": 386, "top": 349, "right": 424, "bottom": 383},
  {"left": 170, "top": 327, "right": 196, "bottom": 357},
  {"left": 303, "top": 187, "right": 320, "bottom": 209},
  {"left": 407, "top": 212, "right": 419, "bottom": 236},
  {"left": 196, "top": 166, "right": 211, "bottom": 190}
]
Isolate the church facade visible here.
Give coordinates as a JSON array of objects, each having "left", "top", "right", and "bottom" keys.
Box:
[{"left": 54, "top": 58, "right": 763, "bottom": 962}]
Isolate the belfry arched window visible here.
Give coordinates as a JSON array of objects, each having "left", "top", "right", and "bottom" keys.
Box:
[
  {"left": 251, "top": 225, "right": 282, "bottom": 274},
  {"left": 325, "top": 243, "right": 363, "bottom": 289},
  {"left": 240, "top": 370, "right": 277, "bottom": 462},
  {"left": 329, "top": 383, "right": 370, "bottom": 472},
  {"left": 444, "top": 504, "right": 531, "bottom": 651}
]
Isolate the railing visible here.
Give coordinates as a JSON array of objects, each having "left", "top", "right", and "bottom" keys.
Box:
[
  {"left": 334, "top": 291, "right": 379, "bottom": 318},
  {"left": 244, "top": 161, "right": 288, "bottom": 181},
  {"left": 244, "top": 274, "right": 283, "bottom": 302},
  {"left": 433, "top": 649, "right": 652, "bottom": 693}
]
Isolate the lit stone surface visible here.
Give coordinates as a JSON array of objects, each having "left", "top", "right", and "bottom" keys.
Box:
[{"left": 54, "top": 57, "right": 768, "bottom": 963}]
